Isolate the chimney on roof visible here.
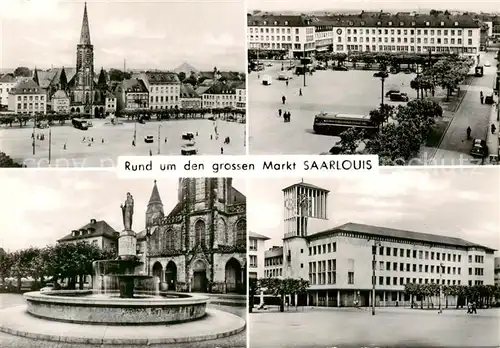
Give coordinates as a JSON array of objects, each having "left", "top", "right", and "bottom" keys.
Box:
[{"left": 90, "top": 218, "right": 96, "bottom": 224}]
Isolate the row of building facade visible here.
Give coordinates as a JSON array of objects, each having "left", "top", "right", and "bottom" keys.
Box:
[
  {"left": 249, "top": 182, "right": 497, "bottom": 308},
  {"left": 247, "top": 12, "right": 498, "bottom": 63},
  {"left": 0, "top": 3, "right": 245, "bottom": 117}
]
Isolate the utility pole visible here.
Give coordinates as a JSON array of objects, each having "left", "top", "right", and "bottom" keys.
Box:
[
  {"left": 439, "top": 262, "right": 443, "bottom": 314},
  {"left": 157, "top": 124, "right": 161, "bottom": 154},
  {"left": 372, "top": 243, "right": 376, "bottom": 315},
  {"left": 303, "top": 46, "right": 307, "bottom": 87},
  {"left": 32, "top": 112, "right": 36, "bottom": 155}
]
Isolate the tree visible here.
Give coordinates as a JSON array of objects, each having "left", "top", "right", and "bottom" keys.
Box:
[
  {"left": 14, "top": 67, "right": 31, "bottom": 77},
  {"left": 339, "top": 128, "right": 363, "bottom": 154},
  {"left": 178, "top": 72, "right": 186, "bottom": 82},
  {"left": 369, "top": 103, "right": 394, "bottom": 128},
  {"left": 109, "top": 69, "right": 131, "bottom": 82},
  {"left": 185, "top": 73, "right": 198, "bottom": 87},
  {"left": 60, "top": 67, "right": 68, "bottom": 91},
  {"left": 249, "top": 278, "right": 259, "bottom": 313},
  {"left": 259, "top": 277, "right": 309, "bottom": 312}
]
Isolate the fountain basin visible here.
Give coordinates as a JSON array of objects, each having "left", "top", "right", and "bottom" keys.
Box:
[{"left": 24, "top": 290, "right": 209, "bottom": 325}]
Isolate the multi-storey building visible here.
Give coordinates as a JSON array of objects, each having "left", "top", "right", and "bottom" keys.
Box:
[
  {"left": 0, "top": 74, "right": 17, "bottom": 107},
  {"left": 141, "top": 72, "right": 181, "bottom": 110},
  {"left": 249, "top": 231, "right": 270, "bottom": 280},
  {"left": 202, "top": 82, "right": 238, "bottom": 109},
  {"left": 116, "top": 78, "right": 149, "bottom": 112},
  {"left": 247, "top": 14, "right": 316, "bottom": 58},
  {"left": 264, "top": 246, "right": 284, "bottom": 278},
  {"left": 51, "top": 90, "right": 70, "bottom": 113},
  {"left": 179, "top": 83, "right": 201, "bottom": 109},
  {"left": 274, "top": 181, "right": 496, "bottom": 307},
  {"left": 58, "top": 218, "right": 119, "bottom": 251},
  {"left": 234, "top": 82, "right": 246, "bottom": 111},
  {"left": 105, "top": 92, "right": 117, "bottom": 115},
  {"left": 8, "top": 79, "right": 47, "bottom": 115},
  {"left": 248, "top": 13, "right": 482, "bottom": 63}
]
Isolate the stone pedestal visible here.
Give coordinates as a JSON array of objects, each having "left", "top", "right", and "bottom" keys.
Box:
[{"left": 118, "top": 230, "right": 137, "bottom": 260}]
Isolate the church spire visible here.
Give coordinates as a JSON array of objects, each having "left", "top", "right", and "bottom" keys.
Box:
[
  {"left": 33, "top": 67, "right": 39, "bottom": 86},
  {"left": 80, "top": 2, "right": 91, "bottom": 45},
  {"left": 148, "top": 180, "right": 163, "bottom": 206}
]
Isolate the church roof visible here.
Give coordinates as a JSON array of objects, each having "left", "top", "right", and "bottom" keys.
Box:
[
  {"left": 58, "top": 219, "right": 118, "bottom": 242},
  {"left": 180, "top": 83, "right": 200, "bottom": 98},
  {"left": 52, "top": 90, "right": 69, "bottom": 99},
  {"left": 148, "top": 180, "right": 163, "bottom": 206},
  {"left": 36, "top": 70, "right": 59, "bottom": 89},
  {"left": 80, "top": 2, "right": 92, "bottom": 45}
]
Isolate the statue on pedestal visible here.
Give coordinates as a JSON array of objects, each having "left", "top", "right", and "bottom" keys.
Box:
[{"left": 121, "top": 192, "right": 134, "bottom": 231}]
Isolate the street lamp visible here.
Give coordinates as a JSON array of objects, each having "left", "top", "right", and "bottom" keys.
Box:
[
  {"left": 48, "top": 124, "right": 52, "bottom": 165},
  {"left": 32, "top": 112, "right": 37, "bottom": 155},
  {"left": 438, "top": 262, "right": 443, "bottom": 314},
  {"left": 373, "top": 71, "right": 389, "bottom": 108},
  {"left": 133, "top": 114, "right": 137, "bottom": 146},
  {"left": 157, "top": 124, "right": 161, "bottom": 154},
  {"left": 371, "top": 240, "right": 382, "bottom": 316}
]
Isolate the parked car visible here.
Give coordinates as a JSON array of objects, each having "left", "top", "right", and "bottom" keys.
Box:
[
  {"left": 470, "top": 139, "right": 488, "bottom": 158},
  {"left": 40, "top": 283, "right": 55, "bottom": 293},
  {"left": 262, "top": 75, "right": 272, "bottom": 85},
  {"left": 484, "top": 61, "right": 491, "bottom": 67},
  {"left": 389, "top": 92, "right": 409, "bottom": 102},
  {"left": 181, "top": 143, "right": 198, "bottom": 156},
  {"left": 332, "top": 65, "right": 348, "bottom": 71},
  {"left": 181, "top": 132, "right": 194, "bottom": 140},
  {"left": 385, "top": 89, "right": 401, "bottom": 98},
  {"left": 87, "top": 121, "right": 93, "bottom": 127},
  {"left": 277, "top": 73, "right": 290, "bottom": 81},
  {"left": 144, "top": 135, "right": 154, "bottom": 143}
]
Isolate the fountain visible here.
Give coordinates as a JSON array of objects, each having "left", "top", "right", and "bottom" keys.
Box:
[{"left": 0, "top": 191, "right": 245, "bottom": 344}]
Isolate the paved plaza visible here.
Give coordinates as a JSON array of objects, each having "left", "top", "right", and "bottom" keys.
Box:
[
  {"left": 0, "top": 118, "right": 245, "bottom": 168},
  {"left": 250, "top": 306, "right": 500, "bottom": 347},
  {"left": 248, "top": 63, "right": 417, "bottom": 155},
  {"left": 0, "top": 294, "right": 246, "bottom": 348}
]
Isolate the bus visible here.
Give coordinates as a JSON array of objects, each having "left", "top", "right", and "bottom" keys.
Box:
[
  {"left": 72, "top": 118, "right": 88, "bottom": 130},
  {"left": 313, "top": 112, "right": 378, "bottom": 137}
]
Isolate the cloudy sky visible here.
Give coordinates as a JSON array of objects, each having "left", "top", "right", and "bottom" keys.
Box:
[
  {"left": 0, "top": 171, "right": 245, "bottom": 252},
  {"left": 249, "top": 0, "right": 500, "bottom": 13},
  {"left": 0, "top": 0, "right": 245, "bottom": 72},
  {"left": 248, "top": 168, "right": 500, "bottom": 254}
]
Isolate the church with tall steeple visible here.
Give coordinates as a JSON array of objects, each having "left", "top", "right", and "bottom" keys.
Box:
[
  {"left": 32, "top": 2, "right": 111, "bottom": 117},
  {"left": 137, "top": 179, "right": 247, "bottom": 294}
]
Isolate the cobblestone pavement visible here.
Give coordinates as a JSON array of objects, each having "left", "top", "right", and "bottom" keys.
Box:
[
  {"left": 0, "top": 118, "right": 245, "bottom": 168},
  {"left": 0, "top": 294, "right": 246, "bottom": 348},
  {"left": 250, "top": 306, "right": 500, "bottom": 348}
]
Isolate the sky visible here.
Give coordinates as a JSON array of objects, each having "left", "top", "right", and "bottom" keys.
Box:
[
  {"left": 0, "top": 171, "right": 245, "bottom": 252},
  {"left": 249, "top": 0, "right": 500, "bottom": 13},
  {"left": 0, "top": 0, "right": 245, "bottom": 72},
  {"left": 247, "top": 168, "right": 500, "bottom": 254}
]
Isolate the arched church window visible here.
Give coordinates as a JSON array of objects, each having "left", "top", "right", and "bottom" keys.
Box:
[
  {"left": 235, "top": 219, "right": 246, "bottom": 246},
  {"left": 165, "top": 229, "right": 175, "bottom": 251},
  {"left": 195, "top": 220, "right": 206, "bottom": 247}
]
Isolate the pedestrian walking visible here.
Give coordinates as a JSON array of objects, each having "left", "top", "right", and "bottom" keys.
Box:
[
  {"left": 210, "top": 134, "right": 213, "bottom": 140},
  {"left": 286, "top": 80, "right": 289, "bottom": 86},
  {"left": 282, "top": 95, "right": 286, "bottom": 104},
  {"left": 299, "top": 88, "right": 302, "bottom": 96},
  {"left": 36, "top": 134, "right": 40, "bottom": 140},
  {"left": 472, "top": 302, "right": 477, "bottom": 314},
  {"left": 491, "top": 124, "right": 496, "bottom": 134},
  {"left": 220, "top": 147, "right": 224, "bottom": 154},
  {"left": 196, "top": 131, "right": 199, "bottom": 136},
  {"left": 91, "top": 137, "right": 94, "bottom": 142},
  {"left": 165, "top": 137, "right": 167, "bottom": 143},
  {"left": 480, "top": 91, "right": 484, "bottom": 104},
  {"left": 63, "top": 143, "right": 67, "bottom": 150},
  {"left": 149, "top": 149, "right": 152, "bottom": 156},
  {"left": 102, "top": 138, "right": 104, "bottom": 143},
  {"left": 466, "top": 126, "right": 472, "bottom": 140},
  {"left": 132, "top": 140, "right": 135, "bottom": 147},
  {"left": 278, "top": 108, "right": 282, "bottom": 117}
]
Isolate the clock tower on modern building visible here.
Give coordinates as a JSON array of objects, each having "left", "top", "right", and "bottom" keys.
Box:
[{"left": 282, "top": 182, "right": 329, "bottom": 280}]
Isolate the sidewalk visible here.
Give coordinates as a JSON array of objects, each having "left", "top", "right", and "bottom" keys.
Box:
[{"left": 486, "top": 97, "right": 500, "bottom": 164}]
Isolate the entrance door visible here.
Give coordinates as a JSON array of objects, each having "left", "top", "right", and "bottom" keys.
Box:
[
  {"left": 225, "top": 258, "right": 242, "bottom": 293},
  {"left": 193, "top": 271, "right": 207, "bottom": 292},
  {"left": 165, "top": 261, "right": 177, "bottom": 291}
]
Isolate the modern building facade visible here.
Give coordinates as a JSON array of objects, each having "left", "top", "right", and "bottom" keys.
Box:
[
  {"left": 495, "top": 257, "right": 500, "bottom": 286},
  {"left": 271, "top": 181, "right": 496, "bottom": 307},
  {"left": 141, "top": 72, "right": 181, "bottom": 110},
  {"left": 8, "top": 79, "right": 47, "bottom": 115},
  {"left": 248, "top": 13, "right": 482, "bottom": 62},
  {"left": 264, "top": 246, "right": 284, "bottom": 278},
  {"left": 136, "top": 179, "right": 247, "bottom": 294},
  {"left": 249, "top": 231, "right": 270, "bottom": 280}
]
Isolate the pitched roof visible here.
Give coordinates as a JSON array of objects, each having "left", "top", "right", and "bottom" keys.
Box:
[
  {"left": 307, "top": 222, "right": 496, "bottom": 251},
  {"left": 248, "top": 14, "right": 315, "bottom": 27},
  {"left": 195, "top": 86, "right": 210, "bottom": 95},
  {"left": 230, "top": 185, "right": 246, "bottom": 204},
  {"left": 0, "top": 74, "right": 16, "bottom": 83},
  {"left": 233, "top": 81, "right": 246, "bottom": 90},
  {"left": 282, "top": 182, "right": 330, "bottom": 192},
  {"left": 180, "top": 83, "right": 200, "bottom": 98},
  {"left": 122, "top": 78, "right": 148, "bottom": 93},
  {"left": 249, "top": 231, "right": 270, "bottom": 240},
  {"left": 52, "top": 90, "right": 68, "bottom": 99},
  {"left": 144, "top": 71, "right": 180, "bottom": 84},
  {"left": 203, "top": 81, "right": 236, "bottom": 95},
  {"left": 58, "top": 219, "right": 118, "bottom": 242},
  {"left": 36, "top": 70, "right": 58, "bottom": 89},
  {"left": 9, "top": 79, "right": 43, "bottom": 95}
]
